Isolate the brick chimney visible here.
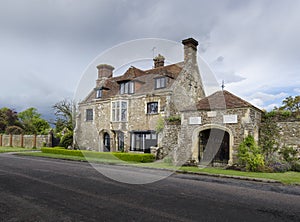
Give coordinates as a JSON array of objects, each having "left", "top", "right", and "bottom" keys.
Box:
[
  {"left": 182, "top": 38, "right": 198, "bottom": 64},
  {"left": 96, "top": 64, "right": 114, "bottom": 79},
  {"left": 153, "top": 54, "right": 165, "bottom": 68}
]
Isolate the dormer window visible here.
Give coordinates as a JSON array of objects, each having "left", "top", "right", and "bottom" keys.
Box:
[
  {"left": 120, "top": 81, "right": 134, "bottom": 94},
  {"left": 155, "top": 77, "right": 166, "bottom": 89},
  {"left": 96, "top": 89, "right": 102, "bottom": 98}
]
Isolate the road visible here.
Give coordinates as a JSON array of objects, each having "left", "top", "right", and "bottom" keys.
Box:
[{"left": 0, "top": 153, "right": 300, "bottom": 222}]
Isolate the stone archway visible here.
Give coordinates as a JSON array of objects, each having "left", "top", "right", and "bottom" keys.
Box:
[
  {"left": 99, "top": 130, "right": 114, "bottom": 152},
  {"left": 192, "top": 124, "right": 234, "bottom": 165}
]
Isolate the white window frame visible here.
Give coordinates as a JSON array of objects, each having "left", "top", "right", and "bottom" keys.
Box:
[
  {"left": 111, "top": 100, "right": 128, "bottom": 122},
  {"left": 155, "top": 77, "right": 166, "bottom": 89},
  {"left": 96, "top": 89, "right": 102, "bottom": 98},
  {"left": 120, "top": 81, "right": 134, "bottom": 94}
]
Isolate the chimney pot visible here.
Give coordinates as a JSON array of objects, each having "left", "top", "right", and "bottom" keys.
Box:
[
  {"left": 96, "top": 64, "right": 114, "bottom": 79},
  {"left": 182, "top": 38, "right": 198, "bottom": 63},
  {"left": 153, "top": 54, "right": 165, "bottom": 68}
]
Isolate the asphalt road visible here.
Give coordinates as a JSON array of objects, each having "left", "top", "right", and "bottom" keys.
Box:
[{"left": 0, "top": 153, "right": 300, "bottom": 222}]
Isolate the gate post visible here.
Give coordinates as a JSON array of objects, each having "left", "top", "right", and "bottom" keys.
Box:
[
  {"left": 9, "top": 134, "right": 13, "bottom": 147},
  {"left": 20, "top": 134, "right": 24, "bottom": 148},
  {"left": 33, "top": 134, "right": 37, "bottom": 148}
]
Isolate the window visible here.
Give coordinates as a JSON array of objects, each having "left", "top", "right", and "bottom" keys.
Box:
[
  {"left": 112, "top": 101, "right": 127, "bottom": 122},
  {"left": 96, "top": 89, "right": 102, "bottom": 98},
  {"left": 130, "top": 131, "right": 157, "bottom": 153},
  {"left": 147, "top": 102, "right": 158, "bottom": 114},
  {"left": 155, "top": 77, "right": 166, "bottom": 89},
  {"left": 86, "top": 109, "right": 93, "bottom": 121},
  {"left": 120, "top": 81, "right": 134, "bottom": 94},
  {"left": 117, "top": 131, "right": 124, "bottom": 152}
]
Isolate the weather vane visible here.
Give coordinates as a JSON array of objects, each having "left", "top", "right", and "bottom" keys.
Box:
[
  {"left": 152, "top": 47, "right": 156, "bottom": 58},
  {"left": 221, "top": 80, "right": 225, "bottom": 90}
]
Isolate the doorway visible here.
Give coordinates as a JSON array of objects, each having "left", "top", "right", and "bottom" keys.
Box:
[
  {"left": 199, "top": 128, "right": 229, "bottom": 164},
  {"left": 103, "top": 133, "right": 110, "bottom": 152}
]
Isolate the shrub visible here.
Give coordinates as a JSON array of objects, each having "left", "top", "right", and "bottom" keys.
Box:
[
  {"left": 279, "top": 146, "right": 298, "bottom": 163},
  {"left": 266, "top": 161, "right": 291, "bottom": 173},
  {"left": 291, "top": 162, "right": 300, "bottom": 172},
  {"left": 41, "top": 148, "right": 155, "bottom": 163},
  {"left": 166, "top": 115, "right": 181, "bottom": 122},
  {"left": 5, "top": 126, "right": 24, "bottom": 135},
  {"left": 238, "top": 135, "right": 265, "bottom": 172},
  {"left": 155, "top": 116, "right": 164, "bottom": 133},
  {"left": 59, "top": 131, "right": 73, "bottom": 148}
]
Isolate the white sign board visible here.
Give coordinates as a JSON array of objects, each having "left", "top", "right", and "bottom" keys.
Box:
[
  {"left": 223, "top": 115, "right": 238, "bottom": 123},
  {"left": 189, "top": 117, "right": 201, "bottom": 125},
  {"left": 207, "top": 111, "right": 217, "bottom": 117}
]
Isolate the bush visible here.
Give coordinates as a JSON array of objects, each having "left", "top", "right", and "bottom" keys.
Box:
[
  {"left": 59, "top": 131, "right": 73, "bottom": 148},
  {"left": 5, "top": 126, "right": 24, "bottom": 135},
  {"left": 41, "top": 148, "right": 155, "bottom": 163},
  {"left": 238, "top": 135, "right": 265, "bottom": 172},
  {"left": 266, "top": 161, "right": 291, "bottom": 173},
  {"left": 279, "top": 146, "right": 298, "bottom": 163},
  {"left": 291, "top": 162, "right": 300, "bottom": 172}
]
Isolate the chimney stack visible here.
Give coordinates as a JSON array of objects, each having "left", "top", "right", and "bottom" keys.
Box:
[
  {"left": 153, "top": 54, "right": 165, "bottom": 68},
  {"left": 182, "top": 38, "right": 198, "bottom": 64},
  {"left": 96, "top": 64, "right": 114, "bottom": 79}
]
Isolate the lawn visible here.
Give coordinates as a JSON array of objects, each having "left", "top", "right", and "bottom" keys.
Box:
[
  {"left": 16, "top": 149, "right": 300, "bottom": 185},
  {"left": 0, "top": 146, "right": 36, "bottom": 153}
]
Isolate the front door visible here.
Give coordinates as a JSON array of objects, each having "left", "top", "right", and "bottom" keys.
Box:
[{"left": 103, "top": 133, "right": 110, "bottom": 152}]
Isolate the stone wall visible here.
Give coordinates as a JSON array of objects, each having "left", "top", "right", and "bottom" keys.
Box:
[
  {"left": 277, "top": 121, "right": 300, "bottom": 153},
  {"left": 0, "top": 134, "right": 49, "bottom": 148},
  {"left": 178, "top": 107, "right": 262, "bottom": 165},
  {"left": 159, "top": 121, "right": 181, "bottom": 158},
  {"left": 75, "top": 93, "right": 171, "bottom": 151}
]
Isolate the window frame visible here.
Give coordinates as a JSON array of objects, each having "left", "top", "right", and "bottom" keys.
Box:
[
  {"left": 86, "top": 109, "right": 93, "bottom": 121},
  {"left": 111, "top": 100, "right": 128, "bottom": 122},
  {"left": 120, "top": 81, "right": 135, "bottom": 94},
  {"left": 96, "top": 89, "right": 102, "bottom": 98},
  {"left": 147, "top": 102, "right": 158, "bottom": 114},
  {"left": 155, "top": 77, "right": 166, "bottom": 89}
]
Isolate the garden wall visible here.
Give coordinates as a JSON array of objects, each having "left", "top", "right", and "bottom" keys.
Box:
[
  {"left": 277, "top": 120, "right": 300, "bottom": 152},
  {"left": 0, "top": 134, "right": 52, "bottom": 148}
]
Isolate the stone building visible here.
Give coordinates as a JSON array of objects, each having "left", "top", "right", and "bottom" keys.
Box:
[{"left": 74, "top": 37, "right": 262, "bottom": 165}]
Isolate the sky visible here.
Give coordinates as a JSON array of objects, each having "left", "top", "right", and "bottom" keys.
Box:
[{"left": 0, "top": 0, "right": 299, "bottom": 120}]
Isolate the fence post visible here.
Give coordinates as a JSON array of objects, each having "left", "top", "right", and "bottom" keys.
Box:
[
  {"left": 20, "top": 134, "right": 24, "bottom": 148},
  {"left": 33, "top": 134, "right": 37, "bottom": 148},
  {"left": 9, "top": 134, "right": 13, "bottom": 147},
  {"left": 0, "top": 134, "right": 2, "bottom": 147}
]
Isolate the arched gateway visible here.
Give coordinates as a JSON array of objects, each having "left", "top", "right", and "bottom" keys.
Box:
[{"left": 192, "top": 124, "right": 233, "bottom": 165}]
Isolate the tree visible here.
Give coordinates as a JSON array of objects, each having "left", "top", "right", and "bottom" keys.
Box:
[
  {"left": 52, "top": 99, "right": 75, "bottom": 148},
  {"left": 18, "top": 107, "right": 50, "bottom": 134},
  {"left": 0, "top": 107, "right": 21, "bottom": 133},
  {"left": 281, "top": 95, "right": 300, "bottom": 114},
  {"left": 52, "top": 99, "right": 75, "bottom": 131}
]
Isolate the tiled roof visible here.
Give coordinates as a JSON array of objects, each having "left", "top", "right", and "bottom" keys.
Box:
[
  {"left": 83, "top": 62, "right": 183, "bottom": 102},
  {"left": 196, "top": 90, "right": 261, "bottom": 111}
]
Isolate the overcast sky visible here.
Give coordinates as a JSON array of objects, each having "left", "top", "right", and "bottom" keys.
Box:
[{"left": 0, "top": 0, "right": 299, "bottom": 119}]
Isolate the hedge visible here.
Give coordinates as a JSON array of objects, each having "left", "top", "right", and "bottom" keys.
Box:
[{"left": 41, "top": 148, "right": 155, "bottom": 163}]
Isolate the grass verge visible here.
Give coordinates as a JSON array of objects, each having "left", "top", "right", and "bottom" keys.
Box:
[
  {"left": 17, "top": 150, "right": 300, "bottom": 185},
  {"left": 0, "top": 146, "right": 36, "bottom": 153}
]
